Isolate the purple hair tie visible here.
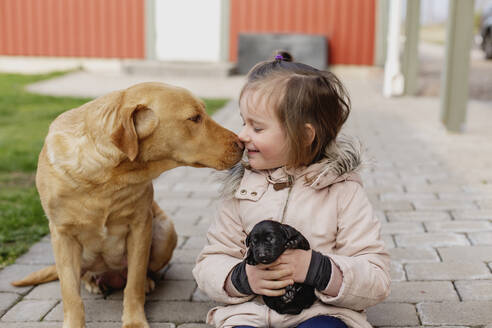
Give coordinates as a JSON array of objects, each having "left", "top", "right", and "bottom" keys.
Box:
[{"left": 275, "top": 54, "right": 283, "bottom": 60}]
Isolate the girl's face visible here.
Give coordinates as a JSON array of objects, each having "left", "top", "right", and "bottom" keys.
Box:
[{"left": 238, "top": 90, "right": 289, "bottom": 170}]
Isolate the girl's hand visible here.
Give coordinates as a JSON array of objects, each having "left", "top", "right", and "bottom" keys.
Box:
[
  {"left": 245, "top": 263, "right": 293, "bottom": 297},
  {"left": 272, "top": 249, "right": 312, "bottom": 283}
]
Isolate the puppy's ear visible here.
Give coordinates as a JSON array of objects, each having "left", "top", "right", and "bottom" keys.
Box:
[
  {"left": 111, "top": 104, "right": 158, "bottom": 161},
  {"left": 245, "top": 233, "right": 251, "bottom": 247},
  {"left": 280, "top": 224, "right": 298, "bottom": 241},
  {"left": 281, "top": 224, "right": 310, "bottom": 250}
]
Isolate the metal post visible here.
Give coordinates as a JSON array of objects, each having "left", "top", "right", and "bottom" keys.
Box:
[
  {"left": 374, "top": 0, "right": 389, "bottom": 67},
  {"left": 220, "top": 0, "right": 231, "bottom": 62},
  {"left": 145, "top": 0, "right": 156, "bottom": 60},
  {"left": 402, "top": 0, "right": 420, "bottom": 95},
  {"left": 440, "top": 0, "right": 474, "bottom": 132},
  {"left": 383, "top": 0, "right": 404, "bottom": 97}
]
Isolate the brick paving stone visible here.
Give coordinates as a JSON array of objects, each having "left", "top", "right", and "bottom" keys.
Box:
[
  {"left": 0, "top": 323, "right": 60, "bottom": 328},
  {"left": 388, "top": 247, "right": 439, "bottom": 263},
  {"left": 413, "top": 199, "right": 477, "bottom": 211},
  {"left": 146, "top": 301, "right": 216, "bottom": 323},
  {"left": 381, "top": 222, "right": 425, "bottom": 235},
  {"left": 390, "top": 262, "right": 406, "bottom": 282},
  {"left": 384, "top": 281, "right": 459, "bottom": 303},
  {"left": 0, "top": 264, "right": 45, "bottom": 294},
  {"left": 405, "top": 183, "right": 462, "bottom": 192},
  {"left": 147, "top": 280, "right": 196, "bottom": 301},
  {"left": 170, "top": 249, "right": 201, "bottom": 264},
  {"left": 0, "top": 293, "right": 20, "bottom": 317},
  {"left": 438, "top": 246, "right": 492, "bottom": 262},
  {"left": 173, "top": 207, "right": 215, "bottom": 223},
  {"left": 374, "top": 210, "right": 387, "bottom": 223},
  {"left": 366, "top": 303, "right": 419, "bottom": 327},
  {"left": 417, "top": 301, "right": 492, "bottom": 326},
  {"left": 463, "top": 184, "right": 492, "bottom": 193},
  {"left": 15, "top": 242, "right": 54, "bottom": 265},
  {"left": 24, "top": 281, "right": 104, "bottom": 301},
  {"left": 182, "top": 237, "right": 207, "bottom": 250},
  {"left": 451, "top": 209, "right": 492, "bottom": 220},
  {"left": 158, "top": 198, "right": 211, "bottom": 210},
  {"left": 439, "top": 192, "right": 492, "bottom": 201},
  {"left": 1, "top": 300, "right": 58, "bottom": 322},
  {"left": 173, "top": 182, "right": 221, "bottom": 193},
  {"left": 372, "top": 201, "right": 414, "bottom": 211},
  {"left": 455, "top": 280, "right": 492, "bottom": 301},
  {"left": 477, "top": 199, "right": 492, "bottom": 209},
  {"left": 24, "top": 281, "right": 60, "bottom": 300},
  {"left": 44, "top": 300, "right": 122, "bottom": 322},
  {"left": 366, "top": 185, "right": 404, "bottom": 194},
  {"left": 386, "top": 211, "right": 451, "bottom": 222},
  {"left": 382, "top": 235, "right": 395, "bottom": 248},
  {"left": 394, "top": 233, "right": 470, "bottom": 248},
  {"left": 177, "top": 236, "right": 187, "bottom": 249},
  {"left": 0, "top": 323, "right": 174, "bottom": 328},
  {"left": 406, "top": 262, "right": 491, "bottom": 281},
  {"left": 192, "top": 288, "right": 211, "bottom": 302},
  {"left": 467, "top": 231, "right": 492, "bottom": 245},
  {"left": 380, "top": 192, "right": 436, "bottom": 202},
  {"left": 174, "top": 222, "right": 205, "bottom": 237},
  {"left": 163, "top": 263, "right": 194, "bottom": 281},
  {"left": 424, "top": 220, "right": 492, "bottom": 233}
]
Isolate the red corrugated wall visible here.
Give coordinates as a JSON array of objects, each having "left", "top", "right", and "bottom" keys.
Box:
[
  {"left": 0, "top": 0, "right": 145, "bottom": 58},
  {"left": 229, "top": 0, "right": 376, "bottom": 65}
]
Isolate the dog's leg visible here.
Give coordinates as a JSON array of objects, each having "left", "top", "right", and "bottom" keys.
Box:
[
  {"left": 122, "top": 213, "right": 152, "bottom": 328},
  {"left": 148, "top": 202, "right": 177, "bottom": 273},
  {"left": 51, "top": 226, "right": 85, "bottom": 328}
]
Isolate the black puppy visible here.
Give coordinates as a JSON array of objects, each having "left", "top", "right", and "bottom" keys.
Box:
[{"left": 245, "top": 220, "right": 316, "bottom": 315}]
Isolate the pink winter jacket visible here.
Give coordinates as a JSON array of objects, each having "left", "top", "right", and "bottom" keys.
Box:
[{"left": 192, "top": 137, "right": 390, "bottom": 328}]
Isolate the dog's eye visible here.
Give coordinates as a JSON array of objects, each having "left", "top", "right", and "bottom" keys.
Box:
[
  {"left": 266, "top": 236, "right": 273, "bottom": 242},
  {"left": 188, "top": 114, "right": 202, "bottom": 123}
]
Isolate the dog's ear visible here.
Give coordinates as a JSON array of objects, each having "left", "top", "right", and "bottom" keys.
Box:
[
  {"left": 280, "top": 224, "right": 298, "bottom": 241},
  {"left": 245, "top": 233, "right": 251, "bottom": 247},
  {"left": 281, "top": 224, "right": 310, "bottom": 250},
  {"left": 111, "top": 104, "right": 158, "bottom": 161}
]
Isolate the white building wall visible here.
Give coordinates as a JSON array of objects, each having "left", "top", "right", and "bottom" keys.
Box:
[{"left": 155, "top": 0, "right": 222, "bottom": 62}]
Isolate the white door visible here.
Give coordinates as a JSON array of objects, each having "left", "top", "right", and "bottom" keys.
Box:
[{"left": 155, "top": 0, "right": 222, "bottom": 62}]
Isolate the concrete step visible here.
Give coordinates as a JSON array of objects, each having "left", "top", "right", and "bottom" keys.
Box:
[{"left": 122, "top": 60, "right": 236, "bottom": 78}]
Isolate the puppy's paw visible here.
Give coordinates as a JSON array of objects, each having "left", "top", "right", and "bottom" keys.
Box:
[
  {"left": 285, "top": 239, "right": 299, "bottom": 249},
  {"left": 281, "top": 285, "right": 296, "bottom": 303}
]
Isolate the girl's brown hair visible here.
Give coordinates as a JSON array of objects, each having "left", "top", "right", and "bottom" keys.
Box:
[{"left": 240, "top": 51, "right": 351, "bottom": 168}]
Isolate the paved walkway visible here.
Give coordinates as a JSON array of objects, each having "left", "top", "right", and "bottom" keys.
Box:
[{"left": 1, "top": 66, "right": 492, "bottom": 327}]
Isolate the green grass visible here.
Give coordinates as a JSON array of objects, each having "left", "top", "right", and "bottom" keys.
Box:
[{"left": 0, "top": 72, "right": 228, "bottom": 268}]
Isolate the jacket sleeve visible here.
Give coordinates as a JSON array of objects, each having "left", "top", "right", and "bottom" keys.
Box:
[
  {"left": 192, "top": 197, "right": 255, "bottom": 304},
  {"left": 315, "top": 181, "right": 391, "bottom": 310}
]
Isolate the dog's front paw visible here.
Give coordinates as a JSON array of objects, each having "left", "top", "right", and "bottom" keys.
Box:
[
  {"left": 122, "top": 322, "right": 149, "bottom": 328},
  {"left": 285, "top": 239, "right": 299, "bottom": 249}
]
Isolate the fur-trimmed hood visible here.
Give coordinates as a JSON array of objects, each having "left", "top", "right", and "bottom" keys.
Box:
[{"left": 219, "top": 134, "right": 366, "bottom": 198}]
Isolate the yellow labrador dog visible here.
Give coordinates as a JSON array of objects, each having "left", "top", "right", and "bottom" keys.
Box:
[{"left": 11, "top": 82, "right": 243, "bottom": 328}]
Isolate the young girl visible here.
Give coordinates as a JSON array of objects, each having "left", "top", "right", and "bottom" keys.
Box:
[{"left": 192, "top": 52, "right": 390, "bottom": 328}]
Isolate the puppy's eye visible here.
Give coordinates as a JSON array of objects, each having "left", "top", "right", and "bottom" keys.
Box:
[
  {"left": 266, "top": 236, "right": 273, "bottom": 242},
  {"left": 188, "top": 114, "right": 202, "bottom": 123}
]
